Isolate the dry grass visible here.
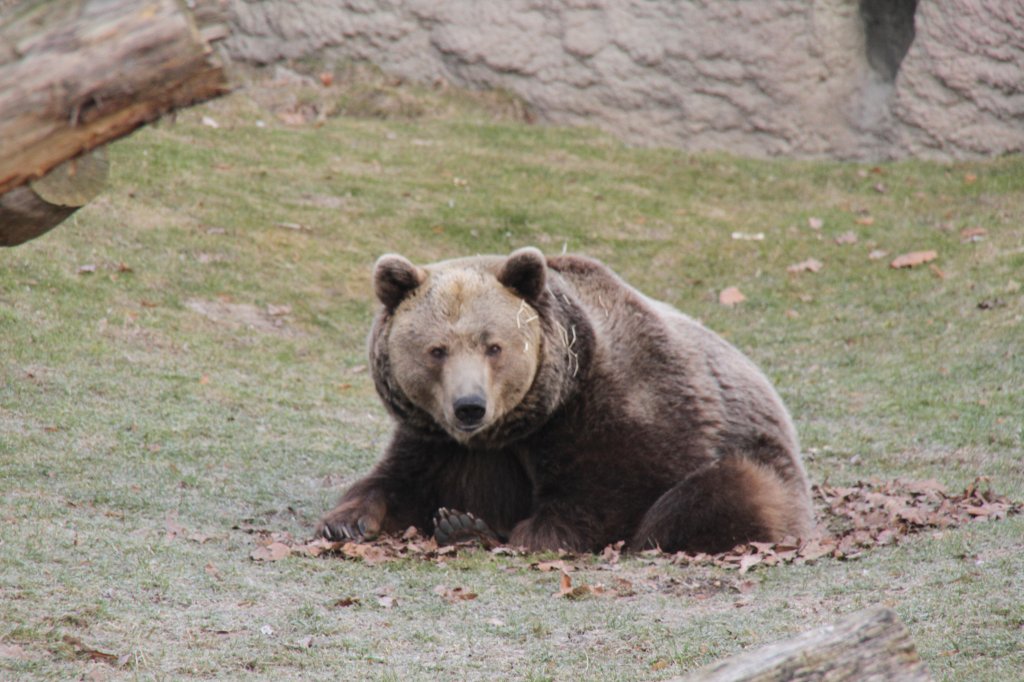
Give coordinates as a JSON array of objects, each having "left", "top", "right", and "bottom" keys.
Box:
[{"left": 1, "top": 66, "right": 1022, "bottom": 680}]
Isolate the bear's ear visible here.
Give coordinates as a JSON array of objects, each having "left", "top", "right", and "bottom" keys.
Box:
[
  {"left": 374, "top": 254, "right": 426, "bottom": 309},
  {"left": 498, "top": 247, "right": 547, "bottom": 301}
]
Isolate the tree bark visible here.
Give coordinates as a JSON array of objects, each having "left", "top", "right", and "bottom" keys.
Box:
[
  {"left": 677, "top": 606, "right": 933, "bottom": 681},
  {"left": 0, "top": 0, "right": 231, "bottom": 245}
]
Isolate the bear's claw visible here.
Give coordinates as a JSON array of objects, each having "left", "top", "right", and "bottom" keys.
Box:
[
  {"left": 433, "top": 507, "right": 500, "bottom": 548},
  {"left": 317, "top": 512, "right": 381, "bottom": 543}
]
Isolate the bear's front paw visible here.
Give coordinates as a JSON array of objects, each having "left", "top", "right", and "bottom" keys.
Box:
[
  {"left": 433, "top": 508, "right": 500, "bottom": 549},
  {"left": 316, "top": 504, "right": 383, "bottom": 542}
]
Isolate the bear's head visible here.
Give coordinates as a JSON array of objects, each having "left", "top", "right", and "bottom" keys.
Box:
[{"left": 371, "top": 247, "right": 551, "bottom": 445}]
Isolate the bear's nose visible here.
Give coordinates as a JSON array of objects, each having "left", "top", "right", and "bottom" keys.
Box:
[{"left": 453, "top": 395, "right": 487, "bottom": 427}]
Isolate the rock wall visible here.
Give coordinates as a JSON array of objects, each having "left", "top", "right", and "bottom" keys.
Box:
[
  {"left": 893, "top": 1, "right": 1024, "bottom": 158},
  {"left": 225, "top": 0, "right": 1024, "bottom": 161}
]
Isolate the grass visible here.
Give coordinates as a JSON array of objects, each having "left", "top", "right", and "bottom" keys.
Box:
[{"left": 1, "top": 66, "right": 1022, "bottom": 680}]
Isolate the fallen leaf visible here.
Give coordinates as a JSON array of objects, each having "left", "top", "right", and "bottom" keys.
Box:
[
  {"left": 260, "top": 624, "right": 275, "bottom": 637},
  {"left": 600, "top": 540, "right": 624, "bottom": 565},
  {"left": 77, "top": 264, "right": 97, "bottom": 275},
  {"left": 651, "top": 659, "right": 670, "bottom": 671},
  {"left": 891, "top": 250, "right": 938, "bottom": 268},
  {"left": 734, "top": 579, "right": 758, "bottom": 594},
  {"left": 298, "top": 537, "right": 342, "bottom": 557},
  {"left": 868, "top": 249, "right": 888, "bottom": 260},
  {"left": 62, "top": 635, "right": 122, "bottom": 665},
  {"left": 251, "top": 542, "right": 291, "bottom": 562},
  {"left": 834, "top": 231, "right": 858, "bottom": 245},
  {"left": 873, "top": 182, "right": 888, "bottom": 194},
  {"left": 208, "top": 628, "right": 244, "bottom": 638},
  {"left": 340, "top": 541, "right": 389, "bottom": 565},
  {"left": 401, "top": 525, "right": 419, "bottom": 540},
  {"left": 876, "top": 529, "right": 897, "bottom": 545},
  {"left": 719, "top": 286, "right": 746, "bottom": 307},
  {"left": 291, "top": 635, "right": 315, "bottom": 650},
  {"left": 201, "top": 116, "right": 220, "bottom": 129},
  {"left": 532, "top": 559, "right": 572, "bottom": 573},
  {"left": 318, "top": 71, "right": 334, "bottom": 87},
  {"left": 807, "top": 217, "right": 824, "bottom": 230},
  {"left": 738, "top": 553, "right": 763, "bottom": 574},
  {"left": 333, "top": 597, "right": 360, "bottom": 608},
  {"left": 612, "top": 577, "right": 636, "bottom": 596},
  {"left": 960, "top": 227, "right": 987, "bottom": 242},
  {"left": 204, "top": 562, "right": 221, "bottom": 580},
  {"left": 433, "top": 585, "right": 479, "bottom": 603},
  {"left": 553, "top": 570, "right": 587, "bottom": 599},
  {"left": 277, "top": 111, "right": 306, "bottom": 126},
  {"left": 731, "top": 231, "right": 765, "bottom": 241},
  {"left": 855, "top": 215, "right": 875, "bottom": 226},
  {"left": 963, "top": 172, "right": 977, "bottom": 184},
  {"left": 787, "top": 258, "right": 823, "bottom": 274},
  {"left": 557, "top": 571, "right": 573, "bottom": 595},
  {"left": 377, "top": 596, "right": 396, "bottom": 609}
]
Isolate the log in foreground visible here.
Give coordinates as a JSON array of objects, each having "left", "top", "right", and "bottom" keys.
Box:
[
  {"left": 677, "top": 606, "right": 932, "bottom": 681},
  {"left": 0, "top": 0, "right": 230, "bottom": 245}
]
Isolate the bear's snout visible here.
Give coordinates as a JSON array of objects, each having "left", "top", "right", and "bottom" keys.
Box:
[{"left": 453, "top": 394, "right": 488, "bottom": 430}]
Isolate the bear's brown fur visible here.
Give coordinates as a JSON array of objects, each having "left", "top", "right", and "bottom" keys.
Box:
[{"left": 317, "top": 247, "right": 813, "bottom": 553}]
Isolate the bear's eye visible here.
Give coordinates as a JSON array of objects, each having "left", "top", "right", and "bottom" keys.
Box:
[
  {"left": 485, "top": 344, "right": 502, "bottom": 358},
  {"left": 429, "top": 346, "right": 448, "bottom": 360}
]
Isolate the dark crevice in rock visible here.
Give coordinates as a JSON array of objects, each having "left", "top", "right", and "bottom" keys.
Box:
[{"left": 860, "top": 0, "right": 918, "bottom": 82}]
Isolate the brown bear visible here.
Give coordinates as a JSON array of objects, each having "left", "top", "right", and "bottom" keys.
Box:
[{"left": 317, "top": 247, "right": 813, "bottom": 553}]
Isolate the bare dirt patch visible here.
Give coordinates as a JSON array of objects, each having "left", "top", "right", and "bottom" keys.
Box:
[{"left": 186, "top": 298, "right": 297, "bottom": 337}]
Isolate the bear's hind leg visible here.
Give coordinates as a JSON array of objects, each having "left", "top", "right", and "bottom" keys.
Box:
[{"left": 632, "top": 458, "right": 807, "bottom": 554}]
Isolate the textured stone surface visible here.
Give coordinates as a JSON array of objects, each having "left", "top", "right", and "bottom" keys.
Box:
[
  {"left": 225, "top": 0, "right": 1024, "bottom": 160},
  {"left": 893, "top": 0, "right": 1024, "bottom": 159}
]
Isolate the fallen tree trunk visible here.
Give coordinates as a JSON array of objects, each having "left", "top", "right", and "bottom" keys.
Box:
[
  {"left": 677, "top": 606, "right": 932, "bottom": 681},
  {"left": 0, "top": 0, "right": 230, "bottom": 245}
]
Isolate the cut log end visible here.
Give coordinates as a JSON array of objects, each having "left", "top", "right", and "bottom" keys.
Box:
[{"left": 0, "top": 149, "right": 108, "bottom": 247}]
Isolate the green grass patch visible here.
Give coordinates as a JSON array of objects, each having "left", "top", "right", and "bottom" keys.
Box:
[{"left": 1, "top": 71, "right": 1022, "bottom": 679}]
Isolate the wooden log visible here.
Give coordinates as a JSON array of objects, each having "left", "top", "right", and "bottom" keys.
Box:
[
  {"left": 0, "top": 0, "right": 231, "bottom": 242},
  {"left": 676, "top": 606, "right": 932, "bottom": 681},
  {"left": 0, "top": 148, "right": 108, "bottom": 246}
]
